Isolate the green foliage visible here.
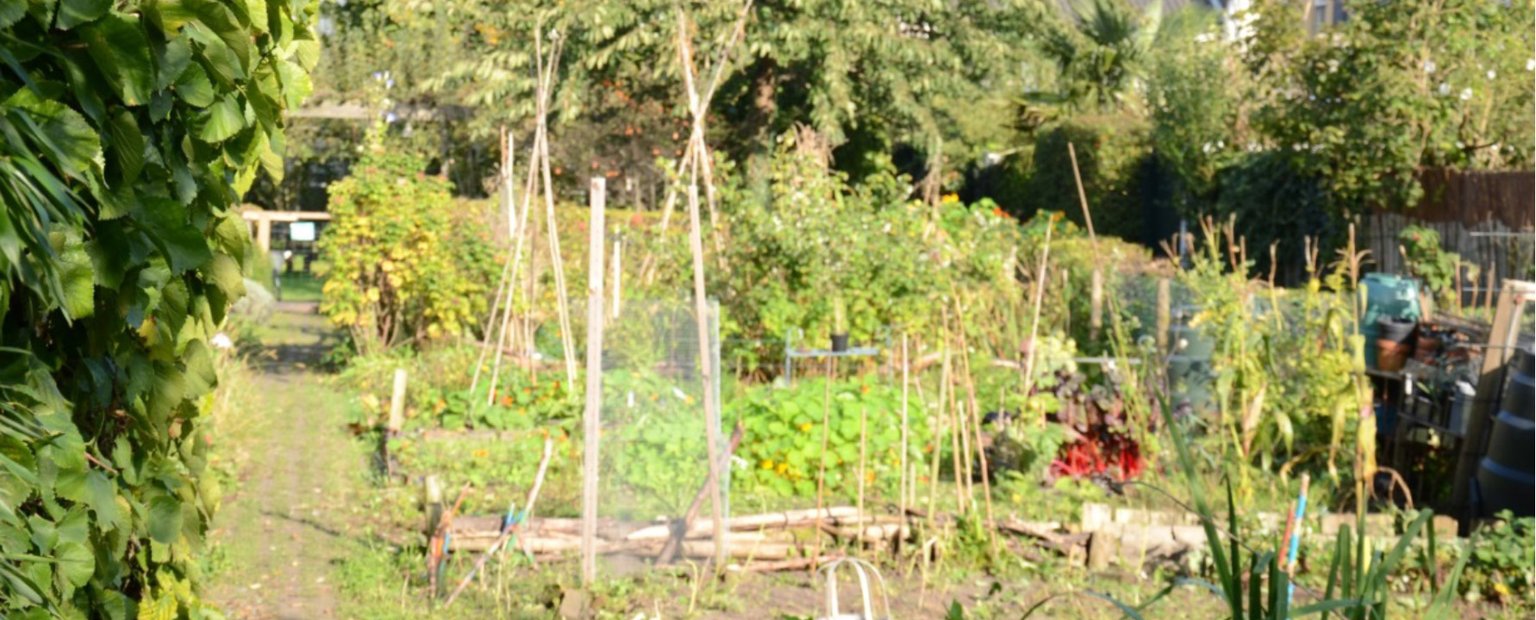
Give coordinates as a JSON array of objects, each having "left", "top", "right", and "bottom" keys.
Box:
[
  {"left": 1147, "top": 14, "right": 1241, "bottom": 201},
  {"left": 729, "top": 377, "right": 924, "bottom": 502},
  {"left": 0, "top": 0, "right": 316, "bottom": 613},
  {"left": 1177, "top": 224, "right": 1363, "bottom": 475},
  {"left": 1398, "top": 225, "right": 1461, "bottom": 308},
  {"left": 1035, "top": 0, "right": 1166, "bottom": 113},
  {"left": 319, "top": 145, "right": 498, "bottom": 352},
  {"left": 1244, "top": 0, "right": 1535, "bottom": 214},
  {"left": 1143, "top": 393, "right": 1446, "bottom": 620},
  {"left": 1461, "top": 513, "right": 1535, "bottom": 606},
  {"left": 1024, "top": 116, "right": 1153, "bottom": 241},
  {"left": 716, "top": 142, "right": 937, "bottom": 363}
]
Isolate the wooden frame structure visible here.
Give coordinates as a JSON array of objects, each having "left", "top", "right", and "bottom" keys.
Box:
[{"left": 241, "top": 208, "right": 333, "bottom": 254}]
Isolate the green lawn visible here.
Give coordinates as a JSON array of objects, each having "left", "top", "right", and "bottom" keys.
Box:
[{"left": 276, "top": 272, "right": 324, "bottom": 302}]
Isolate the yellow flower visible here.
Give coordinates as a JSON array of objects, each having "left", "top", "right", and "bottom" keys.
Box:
[
  {"left": 760, "top": 459, "right": 774, "bottom": 470},
  {"left": 941, "top": 193, "right": 960, "bottom": 204},
  {"left": 473, "top": 449, "right": 489, "bottom": 459},
  {"left": 776, "top": 463, "right": 789, "bottom": 475},
  {"left": 799, "top": 422, "right": 814, "bottom": 433}
]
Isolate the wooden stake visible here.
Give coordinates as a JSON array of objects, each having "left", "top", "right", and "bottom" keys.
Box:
[
  {"left": 856, "top": 405, "right": 867, "bottom": 545},
  {"left": 1066, "top": 142, "right": 1097, "bottom": 241},
  {"left": 899, "top": 335, "right": 911, "bottom": 523},
  {"left": 955, "top": 310, "right": 996, "bottom": 544},
  {"left": 1155, "top": 278, "right": 1171, "bottom": 353},
  {"left": 1020, "top": 221, "right": 1055, "bottom": 406},
  {"left": 1090, "top": 268, "right": 1104, "bottom": 342},
  {"left": 388, "top": 368, "right": 408, "bottom": 433},
  {"left": 580, "top": 178, "right": 607, "bottom": 585},
  {"left": 815, "top": 355, "right": 833, "bottom": 567}
]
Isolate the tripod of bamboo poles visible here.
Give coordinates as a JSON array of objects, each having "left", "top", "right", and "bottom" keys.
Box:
[
  {"left": 637, "top": 0, "right": 753, "bottom": 286},
  {"left": 471, "top": 26, "right": 577, "bottom": 404},
  {"left": 668, "top": 3, "right": 752, "bottom": 571}
]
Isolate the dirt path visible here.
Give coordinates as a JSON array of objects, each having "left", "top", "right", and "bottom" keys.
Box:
[{"left": 207, "top": 303, "right": 365, "bottom": 619}]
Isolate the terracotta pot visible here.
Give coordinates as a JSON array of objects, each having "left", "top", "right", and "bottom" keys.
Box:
[
  {"left": 1376, "top": 339, "right": 1413, "bottom": 372},
  {"left": 1413, "top": 332, "right": 1441, "bottom": 363}
]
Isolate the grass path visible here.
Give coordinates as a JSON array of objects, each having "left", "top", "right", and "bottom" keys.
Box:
[{"left": 206, "top": 303, "right": 366, "bottom": 619}]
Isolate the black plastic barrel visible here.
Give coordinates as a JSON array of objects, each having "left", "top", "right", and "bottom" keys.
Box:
[{"left": 1476, "top": 346, "right": 1536, "bottom": 517}]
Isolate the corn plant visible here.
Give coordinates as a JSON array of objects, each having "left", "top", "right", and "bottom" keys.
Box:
[{"left": 1088, "top": 397, "right": 1467, "bottom": 619}]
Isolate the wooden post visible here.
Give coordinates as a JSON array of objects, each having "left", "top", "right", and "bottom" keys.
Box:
[
  {"left": 580, "top": 178, "right": 607, "bottom": 585},
  {"left": 388, "top": 368, "right": 408, "bottom": 434},
  {"left": 424, "top": 475, "right": 444, "bottom": 538},
  {"left": 1155, "top": 278, "right": 1171, "bottom": 352},
  {"left": 1090, "top": 268, "right": 1104, "bottom": 342},
  {"left": 255, "top": 216, "right": 273, "bottom": 255},
  {"left": 684, "top": 179, "right": 727, "bottom": 568}
]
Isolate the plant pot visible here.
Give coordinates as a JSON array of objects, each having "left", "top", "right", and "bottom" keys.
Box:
[
  {"left": 1376, "top": 338, "right": 1413, "bottom": 372},
  {"left": 830, "top": 333, "right": 850, "bottom": 352},
  {"left": 1376, "top": 316, "right": 1416, "bottom": 344}
]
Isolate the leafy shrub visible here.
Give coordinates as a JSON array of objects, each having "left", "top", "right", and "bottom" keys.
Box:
[
  {"left": 1023, "top": 115, "right": 1154, "bottom": 241},
  {"left": 319, "top": 147, "right": 497, "bottom": 352},
  {"left": 728, "top": 377, "right": 926, "bottom": 501},
  {"left": 0, "top": 0, "right": 316, "bottom": 614},
  {"left": 717, "top": 141, "right": 938, "bottom": 366},
  {"left": 1399, "top": 225, "right": 1460, "bottom": 309},
  {"left": 1462, "top": 513, "right": 1535, "bottom": 606}
]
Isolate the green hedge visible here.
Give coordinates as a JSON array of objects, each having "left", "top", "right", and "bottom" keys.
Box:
[{"left": 1023, "top": 115, "right": 1154, "bottom": 242}]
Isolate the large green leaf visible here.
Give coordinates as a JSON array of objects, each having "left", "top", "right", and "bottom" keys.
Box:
[
  {"left": 81, "top": 13, "right": 156, "bottom": 106},
  {"left": 153, "top": 36, "right": 192, "bottom": 91},
  {"left": 197, "top": 95, "right": 243, "bottom": 143},
  {"left": 172, "top": 62, "right": 213, "bottom": 107},
  {"left": 138, "top": 197, "right": 212, "bottom": 273},
  {"left": 53, "top": 541, "right": 93, "bottom": 588},
  {"left": 180, "top": 340, "right": 215, "bottom": 399},
  {"left": 143, "top": 0, "right": 197, "bottom": 33},
  {"left": 4, "top": 88, "right": 101, "bottom": 177},
  {"left": 105, "top": 109, "right": 146, "bottom": 187},
  {"left": 0, "top": 0, "right": 28, "bottom": 28},
  {"left": 56, "top": 0, "right": 111, "bottom": 29},
  {"left": 146, "top": 491, "right": 181, "bottom": 544},
  {"left": 58, "top": 235, "right": 94, "bottom": 319},
  {"left": 84, "top": 470, "right": 122, "bottom": 532}
]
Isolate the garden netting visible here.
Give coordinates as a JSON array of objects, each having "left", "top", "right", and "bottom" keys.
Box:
[{"left": 595, "top": 298, "right": 728, "bottom": 563}]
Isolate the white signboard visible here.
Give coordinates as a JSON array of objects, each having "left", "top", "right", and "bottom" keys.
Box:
[{"left": 289, "top": 221, "right": 316, "bottom": 242}]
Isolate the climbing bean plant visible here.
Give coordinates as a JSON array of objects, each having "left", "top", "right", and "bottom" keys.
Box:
[{"left": 0, "top": 0, "right": 315, "bottom": 615}]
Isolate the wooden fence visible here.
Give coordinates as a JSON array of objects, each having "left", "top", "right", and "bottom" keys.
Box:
[{"left": 1362, "top": 169, "right": 1534, "bottom": 306}]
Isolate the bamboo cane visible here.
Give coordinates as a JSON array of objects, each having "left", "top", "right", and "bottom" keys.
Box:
[
  {"left": 899, "top": 335, "right": 911, "bottom": 523},
  {"left": 443, "top": 438, "right": 553, "bottom": 606}
]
